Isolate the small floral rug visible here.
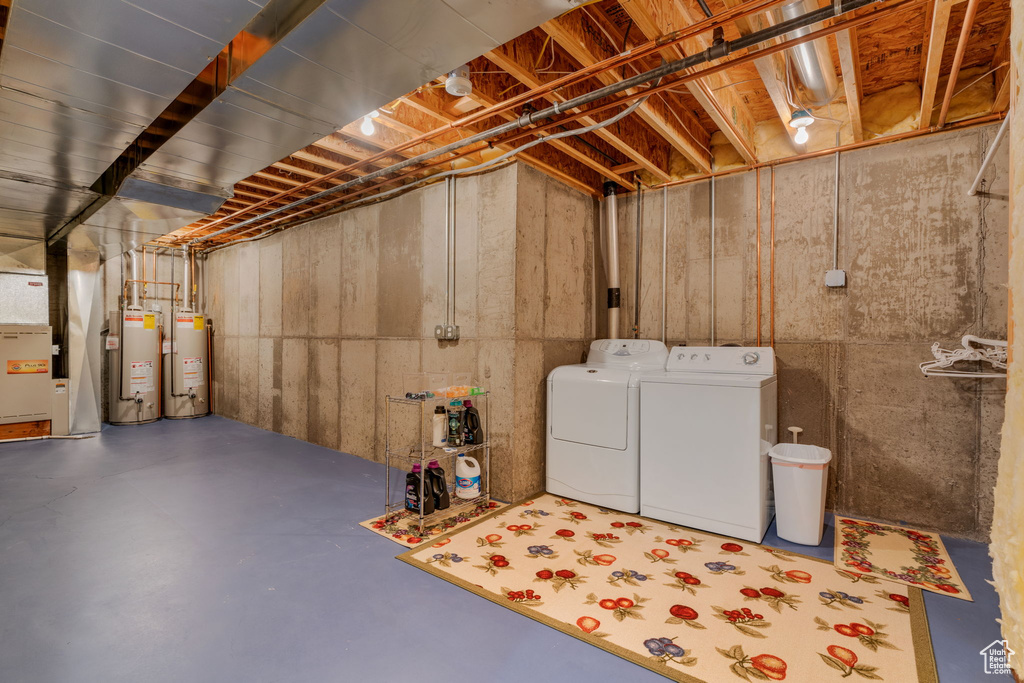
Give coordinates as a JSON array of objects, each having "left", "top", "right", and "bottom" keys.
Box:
[
  {"left": 833, "top": 517, "right": 972, "bottom": 601},
  {"left": 398, "top": 494, "right": 937, "bottom": 682},
  {"left": 359, "top": 501, "right": 505, "bottom": 548}
]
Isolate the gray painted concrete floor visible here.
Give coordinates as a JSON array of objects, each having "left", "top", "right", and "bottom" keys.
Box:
[{"left": 0, "top": 417, "right": 1006, "bottom": 682}]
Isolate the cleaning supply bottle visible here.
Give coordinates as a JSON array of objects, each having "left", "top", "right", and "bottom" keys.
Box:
[
  {"left": 405, "top": 464, "right": 435, "bottom": 514},
  {"left": 432, "top": 406, "right": 447, "bottom": 447},
  {"left": 447, "top": 400, "right": 464, "bottom": 447},
  {"left": 462, "top": 399, "right": 483, "bottom": 445},
  {"left": 426, "top": 459, "right": 450, "bottom": 510},
  {"left": 455, "top": 454, "right": 481, "bottom": 499}
]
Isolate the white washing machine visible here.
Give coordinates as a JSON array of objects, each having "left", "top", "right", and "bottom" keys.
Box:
[
  {"left": 546, "top": 339, "right": 669, "bottom": 513},
  {"left": 640, "top": 347, "right": 777, "bottom": 542}
]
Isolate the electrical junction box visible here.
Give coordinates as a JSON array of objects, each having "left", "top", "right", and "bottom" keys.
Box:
[
  {"left": 825, "top": 269, "right": 847, "bottom": 288},
  {"left": 434, "top": 324, "right": 460, "bottom": 340}
]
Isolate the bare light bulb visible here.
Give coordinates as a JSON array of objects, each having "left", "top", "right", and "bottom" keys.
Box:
[
  {"left": 360, "top": 116, "right": 375, "bottom": 136},
  {"left": 794, "top": 126, "right": 809, "bottom": 145}
]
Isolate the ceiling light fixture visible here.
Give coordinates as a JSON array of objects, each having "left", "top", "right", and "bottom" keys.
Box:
[
  {"left": 360, "top": 110, "right": 380, "bottom": 136},
  {"left": 789, "top": 109, "right": 813, "bottom": 145}
]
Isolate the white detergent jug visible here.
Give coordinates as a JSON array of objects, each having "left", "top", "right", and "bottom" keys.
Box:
[{"left": 455, "top": 454, "right": 481, "bottom": 499}]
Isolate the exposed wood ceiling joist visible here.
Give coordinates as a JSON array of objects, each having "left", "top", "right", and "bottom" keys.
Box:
[
  {"left": 540, "top": 9, "right": 715, "bottom": 172},
  {"left": 619, "top": 0, "right": 758, "bottom": 163},
  {"left": 918, "top": 0, "right": 956, "bottom": 128},
  {"left": 835, "top": 29, "right": 864, "bottom": 141},
  {"left": 486, "top": 31, "right": 674, "bottom": 182}
]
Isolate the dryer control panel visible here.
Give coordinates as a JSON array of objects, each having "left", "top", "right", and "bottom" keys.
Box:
[
  {"left": 665, "top": 346, "right": 776, "bottom": 375},
  {"left": 587, "top": 339, "right": 669, "bottom": 369}
]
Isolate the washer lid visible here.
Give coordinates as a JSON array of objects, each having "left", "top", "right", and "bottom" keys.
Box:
[
  {"left": 665, "top": 346, "right": 776, "bottom": 375},
  {"left": 586, "top": 339, "right": 669, "bottom": 370},
  {"left": 550, "top": 365, "right": 631, "bottom": 450}
]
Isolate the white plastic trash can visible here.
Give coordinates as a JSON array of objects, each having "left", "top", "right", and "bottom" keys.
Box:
[{"left": 769, "top": 443, "right": 832, "bottom": 545}]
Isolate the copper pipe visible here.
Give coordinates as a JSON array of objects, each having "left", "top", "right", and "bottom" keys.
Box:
[
  {"left": 756, "top": 167, "right": 762, "bottom": 347},
  {"left": 207, "top": 321, "right": 214, "bottom": 416},
  {"left": 500, "top": 0, "right": 924, "bottom": 146},
  {"left": 937, "top": 0, "right": 980, "bottom": 127},
  {"left": 171, "top": 0, "right": 811, "bottom": 241},
  {"left": 769, "top": 168, "right": 776, "bottom": 349},
  {"left": 654, "top": 112, "right": 1006, "bottom": 190},
  {"left": 122, "top": 280, "right": 180, "bottom": 304},
  {"left": 196, "top": 0, "right": 922, "bottom": 244}
]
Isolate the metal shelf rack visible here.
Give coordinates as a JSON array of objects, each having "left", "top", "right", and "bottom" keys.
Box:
[{"left": 384, "top": 391, "right": 490, "bottom": 532}]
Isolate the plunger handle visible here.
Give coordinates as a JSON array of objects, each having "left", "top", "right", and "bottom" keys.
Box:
[{"left": 788, "top": 426, "right": 803, "bottom": 444}]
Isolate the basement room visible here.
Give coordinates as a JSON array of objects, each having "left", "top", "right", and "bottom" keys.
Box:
[{"left": 0, "top": 0, "right": 1020, "bottom": 681}]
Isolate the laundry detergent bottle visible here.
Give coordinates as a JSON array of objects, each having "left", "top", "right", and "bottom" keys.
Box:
[
  {"left": 405, "top": 463, "right": 435, "bottom": 514},
  {"left": 455, "top": 454, "right": 481, "bottom": 499},
  {"left": 462, "top": 399, "right": 483, "bottom": 445},
  {"left": 432, "top": 406, "right": 447, "bottom": 447},
  {"left": 427, "top": 459, "right": 451, "bottom": 510},
  {"left": 447, "top": 400, "right": 464, "bottom": 447}
]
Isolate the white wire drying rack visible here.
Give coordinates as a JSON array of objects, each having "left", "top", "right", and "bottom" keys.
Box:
[{"left": 919, "top": 335, "right": 1007, "bottom": 378}]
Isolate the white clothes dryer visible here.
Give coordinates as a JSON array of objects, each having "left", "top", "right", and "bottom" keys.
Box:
[
  {"left": 546, "top": 339, "right": 669, "bottom": 513},
  {"left": 639, "top": 347, "right": 777, "bottom": 542}
]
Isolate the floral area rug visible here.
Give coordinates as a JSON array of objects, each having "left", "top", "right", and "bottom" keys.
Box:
[
  {"left": 833, "top": 517, "right": 972, "bottom": 601},
  {"left": 399, "top": 494, "right": 937, "bottom": 682},
  {"left": 359, "top": 501, "right": 505, "bottom": 549}
]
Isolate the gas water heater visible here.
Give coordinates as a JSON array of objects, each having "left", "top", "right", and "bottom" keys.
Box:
[
  {"left": 163, "top": 246, "right": 209, "bottom": 419},
  {"left": 108, "top": 251, "right": 161, "bottom": 424}
]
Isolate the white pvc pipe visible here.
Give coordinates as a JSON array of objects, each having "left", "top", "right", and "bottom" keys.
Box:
[
  {"left": 604, "top": 184, "right": 621, "bottom": 339},
  {"left": 661, "top": 185, "right": 667, "bottom": 344},
  {"left": 1, "top": 434, "right": 97, "bottom": 444},
  {"left": 968, "top": 116, "right": 1009, "bottom": 196}
]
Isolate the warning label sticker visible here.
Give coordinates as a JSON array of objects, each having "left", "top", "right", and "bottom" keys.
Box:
[
  {"left": 176, "top": 315, "right": 194, "bottom": 329},
  {"left": 183, "top": 357, "right": 204, "bottom": 388},
  {"left": 143, "top": 314, "right": 156, "bottom": 330},
  {"left": 123, "top": 314, "right": 144, "bottom": 328},
  {"left": 106, "top": 336, "right": 120, "bottom": 350},
  {"left": 193, "top": 315, "right": 205, "bottom": 330},
  {"left": 130, "top": 360, "right": 154, "bottom": 393},
  {"left": 7, "top": 360, "right": 48, "bottom": 374},
  {"left": 54, "top": 383, "right": 67, "bottom": 394}
]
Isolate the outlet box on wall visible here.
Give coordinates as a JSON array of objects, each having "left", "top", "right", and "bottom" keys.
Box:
[{"left": 434, "top": 324, "right": 460, "bottom": 340}]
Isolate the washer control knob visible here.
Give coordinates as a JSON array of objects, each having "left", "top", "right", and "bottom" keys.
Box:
[{"left": 742, "top": 351, "right": 760, "bottom": 365}]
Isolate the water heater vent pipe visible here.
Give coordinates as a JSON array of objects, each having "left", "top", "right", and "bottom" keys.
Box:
[
  {"left": 181, "top": 245, "right": 191, "bottom": 312},
  {"left": 602, "top": 182, "right": 622, "bottom": 339},
  {"left": 128, "top": 250, "right": 140, "bottom": 309}
]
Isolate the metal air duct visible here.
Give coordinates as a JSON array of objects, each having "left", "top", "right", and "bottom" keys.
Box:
[{"left": 775, "top": 0, "right": 840, "bottom": 107}]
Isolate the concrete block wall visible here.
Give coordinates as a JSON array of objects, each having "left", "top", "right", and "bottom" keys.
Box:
[
  {"left": 613, "top": 124, "right": 1008, "bottom": 540},
  {"left": 206, "top": 164, "right": 597, "bottom": 503}
]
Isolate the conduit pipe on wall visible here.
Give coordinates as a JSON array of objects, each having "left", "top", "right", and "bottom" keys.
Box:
[
  {"left": 190, "top": 0, "right": 889, "bottom": 246},
  {"left": 710, "top": 176, "right": 716, "bottom": 347},
  {"left": 756, "top": 168, "right": 762, "bottom": 346},
  {"left": 770, "top": 169, "right": 777, "bottom": 348},
  {"left": 603, "top": 182, "right": 621, "bottom": 339},
  {"left": 833, "top": 141, "right": 840, "bottom": 271},
  {"left": 968, "top": 116, "right": 1010, "bottom": 196}
]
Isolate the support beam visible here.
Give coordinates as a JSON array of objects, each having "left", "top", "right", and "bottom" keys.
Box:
[
  {"left": 541, "top": 12, "right": 714, "bottom": 172},
  {"left": 619, "top": 0, "right": 758, "bottom": 164},
  {"left": 918, "top": 0, "right": 954, "bottom": 129},
  {"left": 990, "top": 18, "right": 1011, "bottom": 113},
  {"left": 487, "top": 31, "right": 674, "bottom": 182},
  {"left": 835, "top": 29, "right": 864, "bottom": 141},
  {"left": 936, "top": 0, "right": 980, "bottom": 127}
]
